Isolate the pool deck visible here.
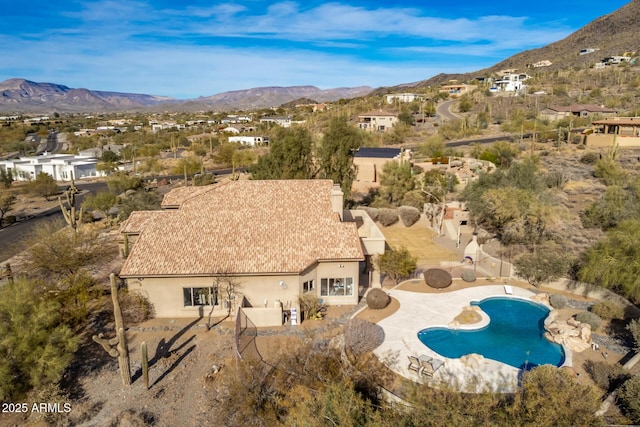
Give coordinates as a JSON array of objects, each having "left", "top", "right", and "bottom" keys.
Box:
[{"left": 373, "top": 284, "right": 570, "bottom": 393}]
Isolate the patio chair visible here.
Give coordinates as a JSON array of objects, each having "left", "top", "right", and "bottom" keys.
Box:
[
  {"left": 418, "top": 355, "right": 433, "bottom": 377},
  {"left": 407, "top": 355, "right": 422, "bottom": 374},
  {"left": 504, "top": 284, "right": 513, "bottom": 295},
  {"left": 421, "top": 357, "right": 445, "bottom": 377}
]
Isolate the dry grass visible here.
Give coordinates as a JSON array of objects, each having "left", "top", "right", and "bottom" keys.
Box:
[{"left": 379, "top": 218, "right": 458, "bottom": 266}]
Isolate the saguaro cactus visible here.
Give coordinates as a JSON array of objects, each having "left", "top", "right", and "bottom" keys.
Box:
[
  {"left": 141, "top": 341, "right": 149, "bottom": 390},
  {"left": 58, "top": 171, "right": 83, "bottom": 231},
  {"left": 92, "top": 273, "right": 132, "bottom": 386}
]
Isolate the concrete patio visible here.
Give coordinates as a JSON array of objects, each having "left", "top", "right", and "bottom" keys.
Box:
[{"left": 373, "top": 284, "right": 571, "bottom": 393}]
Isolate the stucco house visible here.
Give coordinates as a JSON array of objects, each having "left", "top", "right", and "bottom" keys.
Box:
[
  {"left": 438, "top": 84, "right": 477, "bottom": 97},
  {"left": 385, "top": 93, "right": 424, "bottom": 104},
  {"left": 353, "top": 147, "right": 410, "bottom": 184},
  {"left": 0, "top": 153, "right": 104, "bottom": 181},
  {"left": 539, "top": 104, "right": 617, "bottom": 122},
  {"left": 118, "top": 180, "right": 385, "bottom": 326},
  {"left": 583, "top": 117, "right": 640, "bottom": 147},
  {"left": 357, "top": 111, "right": 398, "bottom": 132}
]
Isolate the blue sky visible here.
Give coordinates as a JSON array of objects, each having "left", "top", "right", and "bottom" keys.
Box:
[{"left": 0, "top": 1, "right": 631, "bottom": 99}]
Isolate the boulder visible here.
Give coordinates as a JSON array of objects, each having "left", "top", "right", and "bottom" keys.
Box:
[{"left": 579, "top": 324, "right": 592, "bottom": 343}]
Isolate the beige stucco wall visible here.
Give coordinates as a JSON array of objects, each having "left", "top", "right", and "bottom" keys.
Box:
[
  {"left": 353, "top": 157, "right": 394, "bottom": 183},
  {"left": 242, "top": 307, "right": 283, "bottom": 327},
  {"left": 125, "top": 260, "right": 360, "bottom": 320},
  {"left": 585, "top": 134, "right": 640, "bottom": 147}
]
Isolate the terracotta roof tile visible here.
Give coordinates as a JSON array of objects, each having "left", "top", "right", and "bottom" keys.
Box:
[
  {"left": 120, "top": 180, "right": 364, "bottom": 277},
  {"left": 119, "top": 211, "right": 170, "bottom": 234}
]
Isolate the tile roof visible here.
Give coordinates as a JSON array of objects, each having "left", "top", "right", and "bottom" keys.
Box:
[
  {"left": 547, "top": 104, "right": 617, "bottom": 113},
  {"left": 119, "top": 211, "right": 170, "bottom": 234},
  {"left": 120, "top": 180, "right": 364, "bottom": 277},
  {"left": 160, "top": 186, "right": 216, "bottom": 208}
]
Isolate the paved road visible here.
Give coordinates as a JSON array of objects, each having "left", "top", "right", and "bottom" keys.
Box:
[
  {"left": 436, "top": 100, "right": 460, "bottom": 122},
  {"left": 0, "top": 182, "right": 106, "bottom": 263}
]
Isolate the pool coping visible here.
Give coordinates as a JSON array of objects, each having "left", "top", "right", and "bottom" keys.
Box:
[{"left": 372, "top": 284, "right": 571, "bottom": 393}]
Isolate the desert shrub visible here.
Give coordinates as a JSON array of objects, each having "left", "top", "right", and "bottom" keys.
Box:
[
  {"left": 583, "top": 360, "right": 631, "bottom": 392},
  {"left": 579, "top": 152, "right": 599, "bottom": 165},
  {"left": 401, "top": 190, "right": 426, "bottom": 210},
  {"left": 619, "top": 376, "right": 640, "bottom": 423},
  {"left": 575, "top": 311, "right": 602, "bottom": 331},
  {"left": 108, "top": 409, "right": 155, "bottom": 427},
  {"left": 344, "top": 318, "right": 385, "bottom": 355},
  {"left": 120, "top": 290, "right": 155, "bottom": 323},
  {"left": 299, "top": 293, "right": 326, "bottom": 320},
  {"left": 27, "top": 384, "right": 71, "bottom": 425},
  {"left": 460, "top": 269, "right": 476, "bottom": 282},
  {"left": 360, "top": 206, "right": 379, "bottom": 221},
  {"left": 628, "top": 319, "right": 640, "bottom": 350},
  {"left": 398, "top": 206, "right": 421, "bottom": 227},
  {"left": 549, "top": 294, "right": 568, "bottom": 309},
  {"left": 591, "top": 300, "right": 625, "bottom": 320},
  {"left": 377, "top": 208, "right": 398, "bottom": 227},
  {"left": 366, "top": 288, "right": 391, "bottom": 310}
]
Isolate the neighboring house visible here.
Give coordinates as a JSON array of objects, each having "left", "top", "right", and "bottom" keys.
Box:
[
  {"left": 532, "top": 60, "right": 552, "bottom": 68},
  {"left": 385, "top": 93, "right": 424, "bottom": 104},
  {"left": 539, "top": 104, "right": 618, "bottom": 122},
  {"left": 357, "top": 111, "right": 398, "bottom": 132},
  {"left": 0, "top": 153, "right": 104, "bottom": 181},
  {"left": 490, "top": 73, "right": 530, "bottom": 93},
  {"left": 150, "top": 121, "right": 184, "bottom": 132},
  {"left": 228, "top": 136, "right": 267, "bottom": 146},
  {"left": 78, "top": 144, "right": 124, "bottom": 158},
  {"left": 219, "top": 126, "right": 241, "bottom": 134},
  {"left": 353, "top": 147, "right": 409, "bottom": 184},
  {"left": 579, "top": 48, "right": 599, "bottom": 55},
  {"left": 439, "top": 84, "right": 477, "bottom": 97},
  {"left": 583, "top": 117, "right": 640, "bottom": 147},
  {"left": 118, "top": 180, "right": 385, "bottom": 327},
  {"left": 259, "top": 116, "right": 299, "bottom": 128}
]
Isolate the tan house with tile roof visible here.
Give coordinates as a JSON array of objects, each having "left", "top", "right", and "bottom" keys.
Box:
[
  {"left": 357, "top": 111, "right": 398, "bottom": 132},
  {"left": 583, "top": 117, "right": 640, "bottom": 147},
  {"left": 119, "top": 180, "right": 384, "bottom": 326}
]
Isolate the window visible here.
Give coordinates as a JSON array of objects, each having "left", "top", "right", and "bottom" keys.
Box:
[
  {"left": 303, "top": 280, "right": 315, "bottom": 293},
  {"left": 183, "top": 287, "right": 218, "bottom": 307},
  {"left": 320, "top": 277, "right": 354, "bottom": 296}
]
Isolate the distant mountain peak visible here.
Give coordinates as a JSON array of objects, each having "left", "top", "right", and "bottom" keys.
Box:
[{"left": 0, "top": 79, "right": 372, "bottom": 113}]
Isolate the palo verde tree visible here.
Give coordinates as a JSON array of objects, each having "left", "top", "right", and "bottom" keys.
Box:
[
  {"left": 28, "top": 172, "right": 60, "bottom": 201},
  {"left": 376, "top": 246, "right": 417, "bottom": 284},
  {"left": 579, "top": 219, "right": 640, "bottom": 304},
  {"left": 0, "top": 277, "right": 79, "bottom": 400},
  {"left": 462, "top": 156, "right": 563, "bottom": 244},
  {"left": 0, "top": 190, "right": 16, "bottom": 228},
  {"left": 514, "top": 243, "right": 575, "bottom": 287},
  {"left": 317, "top": 116, "right": 365, "bottom": 195},
  {"left": 251, "top": 126, "right": 314, "bottom": 180},
  {"left": 378, "top": 160, "right": 415, "bottom": 206}
]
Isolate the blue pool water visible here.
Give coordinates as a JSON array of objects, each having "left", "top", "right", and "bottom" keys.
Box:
[{"left": 417, "top": 297, "right": 565, "bottom": 369}]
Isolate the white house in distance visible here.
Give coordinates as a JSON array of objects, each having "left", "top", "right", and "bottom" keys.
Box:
[
  {"left": 118, "top": 180, "right": 385, "bottom": 327},
  {"left": 491, "top": 72, "right": 530, "bottom": 93},
  {"left": 228, "top": 136, "right": 267, "bottom": 146},
  {"left": 385, "top": 93, "right": 424, "bottom": 104},
  {"left": 0, "top": 153, "right": 104, "bottom": 181}
]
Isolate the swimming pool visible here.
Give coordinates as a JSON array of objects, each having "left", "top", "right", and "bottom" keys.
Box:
[{"left": 417, "top": 297, "right": 565, "bottom": 369}]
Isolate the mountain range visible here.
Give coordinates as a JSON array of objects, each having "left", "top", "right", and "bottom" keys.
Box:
[
  {"left": 0, "top": 78, "right": 373, "bottom": 113},
  {"left": 2, "top": 1, "right": 639, "bottom": 113}
]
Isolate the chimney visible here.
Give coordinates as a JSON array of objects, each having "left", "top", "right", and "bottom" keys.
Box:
[{"left": 331, "top": 184, "right": 344, "bottom": 221}]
